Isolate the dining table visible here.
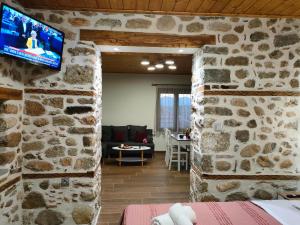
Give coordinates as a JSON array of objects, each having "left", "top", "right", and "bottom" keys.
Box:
[{"left": 170, "top": 134, "right": 191, "bottom": 171}]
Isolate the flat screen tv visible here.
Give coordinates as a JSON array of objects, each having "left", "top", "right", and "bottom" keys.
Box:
[{"left": 0, "top": 3, "right": 64, "bottom": 71}]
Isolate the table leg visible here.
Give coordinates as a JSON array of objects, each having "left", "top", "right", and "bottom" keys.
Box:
[
  {"left": 178, "top": 144, "right": 180, "bottom": 172},
  {"left": 141, "top": 150, "right": 144, "bottom": 166},
  {"left": 119, "top": 150, "right": 122, "bottom": 166}
]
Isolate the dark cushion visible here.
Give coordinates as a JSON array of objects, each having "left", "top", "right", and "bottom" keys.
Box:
[
  {"left": 112, "top": 126, "right": 128, "bottom": 142},
  {"left": 102, "top": 126, "right": 112, "bottom": 141},
  {"left": 135, "top": 131, "right": 148, "bottom": 143},
  {"left": 114, "top": 131, "right": 125, "bottom": 142},
  {"left": 129, "top": 125, "right": 147, "bottom": 141}
]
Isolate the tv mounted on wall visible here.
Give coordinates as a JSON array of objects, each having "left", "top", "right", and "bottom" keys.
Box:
[{"left": 0, "top": 3, "right": 65, "bottom": 71}]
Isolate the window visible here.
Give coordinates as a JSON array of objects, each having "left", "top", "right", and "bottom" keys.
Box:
[
  {"left": 178, "top": 94, "right": 191, "bottom": 130},
  {"left": 156, "top": 87, "right": 191, "bottom": 132},
  {"left": 160, "top": 94, "right": 175, "bottom": 129}
]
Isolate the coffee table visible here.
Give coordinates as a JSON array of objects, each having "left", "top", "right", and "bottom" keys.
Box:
[{"left": 112, "top": 146, "right": 151, "bottom": 166}]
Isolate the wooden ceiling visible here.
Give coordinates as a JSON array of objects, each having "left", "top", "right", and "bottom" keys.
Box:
[
  {"left": 18, "top": 0, "right": 300, "bottom": 18},
  {"left": 102, "top": 52, "right": 192, "bottom": 75}
]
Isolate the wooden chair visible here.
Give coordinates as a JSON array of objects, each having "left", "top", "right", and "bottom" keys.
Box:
[{"left": 167, "top": 132, "right": 189, "bottom": 171}]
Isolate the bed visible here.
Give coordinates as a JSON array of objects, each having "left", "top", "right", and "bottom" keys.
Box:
[{"left": 121, "top": 200, "right": 300, "bottom": 225}]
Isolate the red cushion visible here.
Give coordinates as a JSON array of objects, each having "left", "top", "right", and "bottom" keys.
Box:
[
  {"left": 114, "top": 131, "right": 125, "bottom": 142},
  {"left": 135, "top": 131, "right": 147, "bottom": 143}
]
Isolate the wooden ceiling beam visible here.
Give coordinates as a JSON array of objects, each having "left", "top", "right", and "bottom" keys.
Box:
[
  {"left": 0, "top": 87, "right": 23, "bottom": 100},
  {"left": 80, "top": 30, "right": 216, "bottom": 48}
]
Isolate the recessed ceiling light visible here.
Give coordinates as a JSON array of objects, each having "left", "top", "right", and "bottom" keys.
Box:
[
  {"left": 113, "top": 47, "right": 120, "bottom": 51},
  {"left": 178, "top": 49, "right": 184, "bottom": 53},
  {"left": 141, "top": 60, "right": 150, "bottom": 66},
  {"left": 148, "top": 66, "right": 155, "bottom": 71},
  {"left": 155, "top": 63, "right": 164, "bottom": 69},
  {"left": 168, "top": 65, "right": 177, "bottom": 70},
  {"left": 165, "top": 60, "right": 174, "bottom": 65}
]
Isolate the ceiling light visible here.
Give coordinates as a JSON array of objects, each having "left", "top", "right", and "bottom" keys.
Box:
[
  {"left": 155, "top": 63, "right": 164, "bottom": 69},
  {"left": 141, "top": 60, "right": 150, "bottom": 66},
  {"left": 113, "top": 47, "right": 120, "bottom": 51},
  {"left": 147, "top": 66, "right": 155, "bottom": 71},
  {"left": 165, "top": 60, "right": 174, "bottom": 65},
  {"left": 168, "top": 65, "right": 177, "bottom": 70},
  {"left": 178, "top": 49, "right": 184, "bottom": 53}
]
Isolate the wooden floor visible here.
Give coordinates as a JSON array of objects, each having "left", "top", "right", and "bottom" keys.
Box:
[{"left": 97, "top": 152, "right": 190, "bottom": 225}]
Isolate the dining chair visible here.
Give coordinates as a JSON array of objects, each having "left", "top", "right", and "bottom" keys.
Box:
[{"left": 168, "top": 133, "right": 189, "bottom": 171}]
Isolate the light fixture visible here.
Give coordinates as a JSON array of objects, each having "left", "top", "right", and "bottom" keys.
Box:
[
  {"left": 113, "top": 47, "right": 120, "bottom": 51},
  {"left": 178, "top": 49, "right": 184, "bottom": 53},
  {"left": 147, "top": 66, "right": 155, "bottom": 71},
  {"left": 168, "top": 65, "right": 177, "bottom": 70},
  {"left": 141, "top": 60, "right": 150, "bottom": 66},
  {"left": 155, "top": 63, "right": 164, "bottom": 69},
  {"left": 165, "top": 60, "right": 175, "bottom": 65}
]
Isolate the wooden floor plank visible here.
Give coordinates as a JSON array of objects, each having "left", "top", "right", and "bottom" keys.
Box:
[{"left": 97, "top": 152, "right": 190, "bottom": 225}]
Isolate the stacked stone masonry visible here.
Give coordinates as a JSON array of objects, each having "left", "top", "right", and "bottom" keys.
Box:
[
  {"left": 0, "top": 0, "right": 300, "bottom": 223},
  {"left": 190, "top": 18, "right": 300, "bottom": 201}
]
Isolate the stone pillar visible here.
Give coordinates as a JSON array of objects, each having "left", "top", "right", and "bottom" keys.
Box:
[
  {"left": 190, "top": 18, "right": 300, "bottom": 202},
  {"left": 0, "top": 95, "right": 23, "bottom": 225},
  {"left": 21, "top": 42, "right": 102, "bottom": 225},
  {"left": 190, "top": 49, "right": 206, "bottom": 201},
  {"left": 0, "top": 39, "right": 25, "bottom": 225},
  {"left": 0, "top": 0, "right": 26, "bottom": 219}
]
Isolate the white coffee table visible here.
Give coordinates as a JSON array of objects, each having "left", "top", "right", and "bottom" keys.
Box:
[{"left": 112, "top": 146, "right": 151, "bottom": 166}]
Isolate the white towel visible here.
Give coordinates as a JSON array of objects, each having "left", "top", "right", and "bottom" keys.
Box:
[
  {"left": 151, "top": 213, "right": 174, "bottom": 225},
  {"left": 169, "top": 203, "right": 184, "bottom": 223},
  {"left": 176, "top": 215, "right": 193, "bottom": 225},
  {"left": 169, "top": 203, "right": 197, "bottom": 225},
  {"left": 183, "top": 206, "right": 197, "bottom": 224}
]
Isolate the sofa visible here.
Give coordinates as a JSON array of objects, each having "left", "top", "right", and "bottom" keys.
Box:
[{"left": 101, "top": 125, "right": 155, "bottom": 159}]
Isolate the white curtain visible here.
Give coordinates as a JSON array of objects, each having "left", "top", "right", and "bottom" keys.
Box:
[
  {"left": 178, "top": 94, "right": 192, "bottom": 130},
  {"left": 155, "top": 86, "right": 191, "bottom": 133}
]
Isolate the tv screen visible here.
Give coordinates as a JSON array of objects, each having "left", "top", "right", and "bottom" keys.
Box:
[{"left": 0, "top": 3, "right": 64, "bottom": 70}]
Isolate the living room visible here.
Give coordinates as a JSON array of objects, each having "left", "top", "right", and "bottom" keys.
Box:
[{"left": 101, "top": 50, "right": 193, "bottom": 158}]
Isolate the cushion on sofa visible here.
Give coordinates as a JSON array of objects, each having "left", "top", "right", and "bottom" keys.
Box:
[
  {"left": 129, "top": 125, "right": 147, "bottom": 141},
  {"left": 112, "top": 126, "right": 129, "bottom": 142},
  {"left": 102, "top": 126, "right": 112, "bottom": 141},
  {"left": 135, "top": 131, "right": 148, "bottom": 143},
  {"left": 114, "top": 131, "right": 126, "bottom": 142}
]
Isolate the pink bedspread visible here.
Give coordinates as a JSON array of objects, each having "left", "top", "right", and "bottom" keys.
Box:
[{"left": 121, "top": 202, "right": 282, "bottom": 225}]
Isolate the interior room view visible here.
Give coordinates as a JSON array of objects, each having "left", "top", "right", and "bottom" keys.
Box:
[
  {"left": 0, "top": 0, "right": 300, "bottom": 225},
  {"left": 100, "top": 49, "right": 193, "bottom": 224}
]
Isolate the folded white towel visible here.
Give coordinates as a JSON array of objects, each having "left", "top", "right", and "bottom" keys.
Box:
[
  {"left": 169, "top": 203, "right": 197, "bottom": 224},
  {"left": 151, "top": 213, "right": 174, "bottom": 225},
  {"left": 183, "top": 206, "right": 197, "bottom": 224},
  {"left": 169, "top": 203, "right": 184, "bottom": 223},
  {"left": 176, "top": 215, "right": 193, "bottom": 225}
]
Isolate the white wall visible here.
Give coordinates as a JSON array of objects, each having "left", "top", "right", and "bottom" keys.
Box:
[{"left": 102, "top": 73, "right": 191, "bottom": 150}]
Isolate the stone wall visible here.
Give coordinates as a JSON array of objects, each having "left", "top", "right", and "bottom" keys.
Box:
[
  {"left": 190, "top": 19, "right": 300, "bottom": 201},
  {"left": 0, "top": 1, "right": 25, "bottom": 224},
  {"left": 0, "top": 96, "right": 23, "bottom": 225},
  {"left": 22, "top": 42, "right": 102, "bottom": 224},
  {"left": 0, "top": 0, "right": 103, "bottom": 224}
]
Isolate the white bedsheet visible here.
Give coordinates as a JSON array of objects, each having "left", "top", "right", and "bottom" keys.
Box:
[{"left": 252, "top": 200, "right": 300, "bottom": 225}]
